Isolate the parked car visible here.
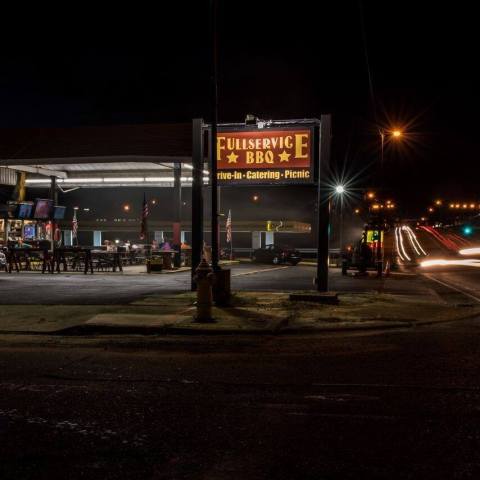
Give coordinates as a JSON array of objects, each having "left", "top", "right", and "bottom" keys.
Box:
[{"left": 251, "top": 245, "right": 301, "bottom": 265}]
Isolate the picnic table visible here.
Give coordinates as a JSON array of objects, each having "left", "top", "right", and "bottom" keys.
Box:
[
  {"left": 54, "top": 248, "right": 123, "bottom": 274},
  {"left": 5, "top": 247, "right": 53, "bottom": 274},
  {"left": 91, "top": 250, "right": 123, "bottom": 272}
]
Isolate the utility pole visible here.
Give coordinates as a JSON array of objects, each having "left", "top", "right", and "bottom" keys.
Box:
[
  {"left": 210, "top": 0, "right": 219, "bottom": 272},
  {"left": 377, "top": 128, "right": 385, "bottom": 277},
  {"left": 208, "top": 0, "right": 230, "bottom": 304}
]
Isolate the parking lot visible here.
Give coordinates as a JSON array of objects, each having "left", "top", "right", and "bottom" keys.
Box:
[{"left": 0, "top": 262, "right": 425, "bottom": 305}]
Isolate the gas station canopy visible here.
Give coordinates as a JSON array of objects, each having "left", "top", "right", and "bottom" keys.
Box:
[{"left": 0, "top": 123, "right": 208, "bottom": 187}]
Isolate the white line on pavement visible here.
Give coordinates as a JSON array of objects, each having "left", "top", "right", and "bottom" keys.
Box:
[
  {"left": 232, "top": 266, "right": 290, "bottom": 277},
  {"left": 423, "top": 274, "right": 480, "bottom": 303}
]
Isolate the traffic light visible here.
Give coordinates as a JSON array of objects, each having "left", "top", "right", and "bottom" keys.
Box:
[
  {"left": 266, "top": 221, "right": 273, "bottom": 231},
  {"left": 463, "top": 225, "right": 473, "bottom": 235},
  {"left": 371, "top": 230, "right": 380, "bottom": 241}
]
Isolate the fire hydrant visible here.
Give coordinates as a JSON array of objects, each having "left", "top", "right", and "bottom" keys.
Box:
[{"left": 193, "top": 258, "right": 215, "bottom": 322}]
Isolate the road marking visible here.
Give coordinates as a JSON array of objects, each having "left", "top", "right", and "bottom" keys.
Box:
[
  {"left": 423, "top": 273, "right": 480, "bottom": 303},
  {"left": 232, "top": 266, "right": 290, "bottom": 277}
]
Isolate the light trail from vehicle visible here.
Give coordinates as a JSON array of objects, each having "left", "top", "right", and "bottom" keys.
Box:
[
  {"left": 407, "top": 226, "right": 427, "bottom": 255},
  {"left": 459, "top": 247, "right": 480, "bottom": 256},
  {"left": 402, "top": 226, "right": 420, "bottom": 256},
  {"left": 420, "top": 258, "right": 480, "bottom": 268},
  {"left": 448, "top": 232, "right": 472, "bottom": 247},
  {"left": 395, "top": 227, "right": 405, "bottom": 261},
  {"left": 402, "top": 226, "right": 427, "bottom": 256},
  {"left": 396, "top": 226, "right": 411, "bottom": 261},
  {"left": 419, "top": 226, "right": 459, "bottom": 251}
]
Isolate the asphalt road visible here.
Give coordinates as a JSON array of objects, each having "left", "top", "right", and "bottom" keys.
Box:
[
  {"left": 2, "top": 319, "right": 480, "bottom": 479},
  {"left": 0, "top": 264, "right": 312, "bottom": 304},
  {"left": 1, "top": 262, "right": 437, "bottom": 305},
  {"left": 415, "top": 228, "right": 480, "bottom": 304}
]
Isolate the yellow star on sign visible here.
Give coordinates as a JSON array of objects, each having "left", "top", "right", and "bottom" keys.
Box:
[
  {"left": 227, "top": 151, "right": 239, "bottom": 163},
  {"left": 278, "top": 150, "right": 291, "bottom": 162}
]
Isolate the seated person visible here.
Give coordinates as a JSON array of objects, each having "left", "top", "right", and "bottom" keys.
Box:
[
  {"left": 16, "top": 238, "right": 32, "bottom": 249},
  {"left": 104, "top": 240, "right": 116, "bottom": 252},
  {"left": 160, "top": 239, "right": 172, "bottom": 250}
]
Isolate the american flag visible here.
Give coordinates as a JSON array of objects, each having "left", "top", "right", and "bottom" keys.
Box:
[
  {"left": 72, "top": 208, "right": 78, "bottom": 244},
  {"left": 226, "top": 209, "right": 232, "bottom": 244},
  {"left": 140, "top": 193, "right": 149, "bottom": 240}
]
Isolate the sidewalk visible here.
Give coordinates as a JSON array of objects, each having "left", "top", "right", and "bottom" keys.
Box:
[{"left": 1, "top": 272, "right": 479, "bottom": 336}]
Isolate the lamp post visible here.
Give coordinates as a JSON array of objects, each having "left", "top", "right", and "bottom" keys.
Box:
[
  {"left": 377, "top": 127, "right": 402, "bottom": 276},
  {"left": 334, "top": 185, "right": 345, "bottom": 253},
  {"left": 379, "top": 128, "right": 402, "bottom": 176}
]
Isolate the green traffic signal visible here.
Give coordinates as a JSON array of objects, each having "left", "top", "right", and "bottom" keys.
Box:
[{"left": 463, "top": 226, "right": 473, "bottom": 235}]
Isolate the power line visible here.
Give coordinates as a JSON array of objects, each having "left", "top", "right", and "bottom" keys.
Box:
[{"left": 358, "top": 0, "right": 378, "bottom": 124}]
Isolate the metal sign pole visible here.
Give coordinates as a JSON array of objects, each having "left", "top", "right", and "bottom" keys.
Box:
[
  {"left": 316, "top": 114, "right": 332, "bottom": 292},
  {"left": 173, "top": 163, "right": 182, "bottom": 268},
  {"left": 191, "top": 118, "right": 204, "bottom": 291}
]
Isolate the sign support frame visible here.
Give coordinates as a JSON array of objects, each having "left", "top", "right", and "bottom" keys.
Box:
[
  {"left": 196, "top": 116, "right": 332, "bottom": 293},
  {"left": 316, "top": 114, "right": 332, "bottom": 292},
  {"left": 191, "top": 118, "right": 204, "bottom": 291}
]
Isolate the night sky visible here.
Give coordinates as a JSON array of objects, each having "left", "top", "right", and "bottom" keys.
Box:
[{"left": 1, "top": 2, "right": 478, "bottom": 214}]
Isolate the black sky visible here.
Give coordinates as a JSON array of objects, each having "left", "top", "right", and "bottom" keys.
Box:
[{"left": 1, "top": 2, "right": 479, "bottom": 213}]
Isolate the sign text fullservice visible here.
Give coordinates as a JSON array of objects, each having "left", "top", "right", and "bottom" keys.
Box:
[{"left": 216, "top": 128, "right": 314, "bottom": 185}]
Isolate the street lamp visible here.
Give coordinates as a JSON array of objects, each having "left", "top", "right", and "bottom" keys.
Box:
[
  {"left": 334, "top": 185, "right": 346, "bottom": 251},
  {"left": 377, "top": 127, "right": 403, "bottom": 277},
  {"left": 379, "top": 127, "right": 403, "bottom": 171}
]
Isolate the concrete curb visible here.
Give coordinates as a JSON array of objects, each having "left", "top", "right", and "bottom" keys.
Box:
[{"left": 1, "top": 311, "right": 478, "bottom": 337}]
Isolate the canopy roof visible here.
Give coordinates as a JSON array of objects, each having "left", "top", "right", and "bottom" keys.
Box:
[
  {"left": 0, "top": 123, "right": 209, "bottom": 187},
  {"left": 0, "top": 124, "right": 192, "bottom": 164}
]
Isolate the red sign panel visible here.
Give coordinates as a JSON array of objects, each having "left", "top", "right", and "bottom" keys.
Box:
[{"left": 216, "top": 128, "right": 313, "bottom": 184}]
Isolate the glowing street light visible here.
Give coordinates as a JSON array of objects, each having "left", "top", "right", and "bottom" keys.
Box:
[
  {"left": 379, "top": 126, "right": 404, "bottom": 172},
  {"left": 123, "top": 204, "right": 130, "bottom": 212},
  {"left": 333, "top": 185, "right": 346, "bottom": 251},
  {"left": 252, "top": 195, "right": 259, "bottom": 202}
]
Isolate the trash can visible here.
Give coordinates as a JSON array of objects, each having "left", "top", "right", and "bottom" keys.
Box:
[
  {"left": 213, "top": 268, "right": 231, "bottom": 305},
  {"left": 147, "top": 257, "right": 163, "bottom": 273}
]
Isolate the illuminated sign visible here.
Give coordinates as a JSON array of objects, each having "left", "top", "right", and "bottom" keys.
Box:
[
  {"left": 216, "top": 127, "right": 314, "bottom": 185},
  {"left": 366, "top": 230, "right": 384, "bottom": 243}
]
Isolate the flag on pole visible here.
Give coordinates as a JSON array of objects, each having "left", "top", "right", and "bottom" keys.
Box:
[
  {"left": 140, "top": 193, "right": 149, "bottom": 240},
  {"left": 226, "top": 209, "right": 232, "bottom": 243},
  {"left": 72, "top": 208, "right": 78, "bottom": 244}
]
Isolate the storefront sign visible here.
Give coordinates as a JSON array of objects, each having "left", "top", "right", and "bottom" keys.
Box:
[{"left": 216, "top": 128, "right": 314, "bottom": 185}]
